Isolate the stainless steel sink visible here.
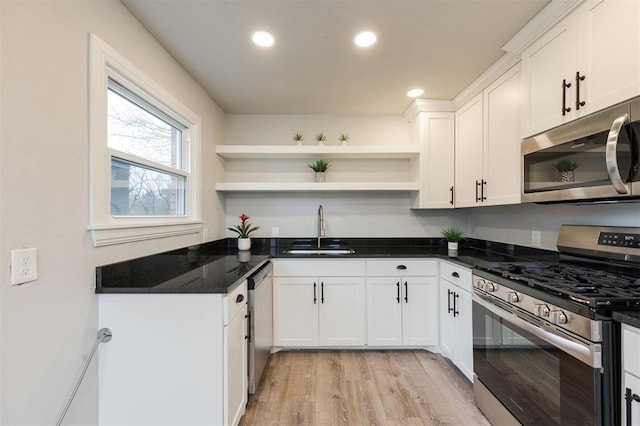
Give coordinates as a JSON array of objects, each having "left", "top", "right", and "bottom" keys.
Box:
[{"left": 284, "top": 248, "right": 356, "bottom": 255}]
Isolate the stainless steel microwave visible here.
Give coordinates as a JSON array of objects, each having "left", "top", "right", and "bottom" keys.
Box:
[{"left": 522, "top": 98, "right": 640, "bottom": 203}]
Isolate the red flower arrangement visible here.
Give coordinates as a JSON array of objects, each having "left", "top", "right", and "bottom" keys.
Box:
[{"left": 227, "top": 213, "right": 260, "bottom": 238}]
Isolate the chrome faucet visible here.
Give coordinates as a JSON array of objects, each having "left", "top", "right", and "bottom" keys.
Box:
[{"left": 317, "top": 205, "right": 325, "bottom": 248}]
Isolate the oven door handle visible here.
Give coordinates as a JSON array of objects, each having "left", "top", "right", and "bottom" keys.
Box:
[
  {"left": 473, "top": 292, "right": 601, "bottom": 368},
  {"left": 605, "top": 113, "right": 630, "bottom": 194}
]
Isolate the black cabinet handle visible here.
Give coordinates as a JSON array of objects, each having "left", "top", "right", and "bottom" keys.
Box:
[
  {"left": 396, "top": 281, "right": 401, "bottom": 303},
  {"left": 454, "top": 292, "right": 460, "bottom": 317},
  {"left": 404, "top": 281, "right": 408, "bottom": 303},
  {"left": 447, "top": 289, "right": 453, "bottom": 314},
  {"left": 575, "top": 71, "right": 586, "bottom": 110},
  {"left": 626, "top": 387, "right": 640, "bottom": 426},
  {"left": 562, "top": 79, "right": 572, "bottom": 116},
  {"left": 452, "top": 272, "right": 460, "bottom": 278},
  {"left": 396, "top": 265, "right": 407, "bottom": 270},
  {"left": 481, "top": 180, "right": 487, "bottom": 201},
  {"left": 321, "top": 281, "right": 325, "bottom": 304},
  {"left": 235, "top": 294, "right": 245, "bottom": 304},
  {"left": 450, "top": 186, "right": 454, "bottom": 205},
  {"left": 313, "top": 282, "right": 317, "bottom": 304}
]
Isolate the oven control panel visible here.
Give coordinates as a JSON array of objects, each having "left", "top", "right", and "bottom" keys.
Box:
[{"left": 598, "top": 232, "right": 640, "bottom": 248}]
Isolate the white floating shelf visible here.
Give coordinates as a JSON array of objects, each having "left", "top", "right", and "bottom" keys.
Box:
[
  {"left": 215, "top": 145, "right": 420, "bottom": 159},
  {"left": 215, "top": 182, "right": 420, "bottom": 192}
]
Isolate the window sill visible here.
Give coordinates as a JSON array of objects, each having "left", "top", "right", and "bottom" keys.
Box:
[{"left": 89, "top": 221, "right": 203, "bottom": 247}]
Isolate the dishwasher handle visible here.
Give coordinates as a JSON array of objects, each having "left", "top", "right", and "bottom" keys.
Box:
[{"left": 247, "top": 261, "right": 273, "bottom": 290}]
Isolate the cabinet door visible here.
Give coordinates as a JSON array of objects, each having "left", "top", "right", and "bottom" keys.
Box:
[
  {"left": 273, "top": 277, "right": 318, "bottom": 347},
  {"left": 367, "top": 277, "right": 403, "bottom": 346},
  {"left": 454, "top": 288, "right": 474, "bottom": 382},
  {"left": 318, "top": 276, "right": 366, "bottom": 346},
  {"left": 224, "top": 305, "right": 248, "bottom": 426},
  {"left": 483, "top": 65, "right": 522, "bottom": 206},
  {"left": 578, "top": 0, "right": 640, "bottom": 115},
  {"left": 455, "top": 94, "right": 484, "bottom": 207},
  {"left": 521, "top": 14, "right": 577, "bottom": 138},
  {"left": 402, "top": 276, "right": 439, "bottom": 346},
  {"left": 439, "top": 281, "right": 456, "bottom": 359}
]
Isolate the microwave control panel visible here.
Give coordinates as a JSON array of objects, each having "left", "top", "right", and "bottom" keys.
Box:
[{"left": 598, "top": 232, "right": 640, "bottom": 249}]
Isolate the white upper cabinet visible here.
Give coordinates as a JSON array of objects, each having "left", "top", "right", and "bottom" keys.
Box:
[
  {"left": 408, "top": 111, "right": 455, "bottom": 209},
  {"left": 456, "top": 65, "right": 522, "bottom": 208},
  {"left": 521, "top": 0, "right": 640, "bottom": 138}
]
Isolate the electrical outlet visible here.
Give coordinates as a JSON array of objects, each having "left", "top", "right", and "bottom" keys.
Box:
[
  {"left": 10, "top": 248, "right": 38, "bottom": 285},
  {"left": 531, "top": 231, "right": 542, "bottom": 248},
  {"left": 272, "top": 227, "right": 279, "bottom": 237}
]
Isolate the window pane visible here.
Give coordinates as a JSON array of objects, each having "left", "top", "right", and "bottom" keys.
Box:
[
  {"left": 111, "top": 158, "right": 185, "bottom": 216},
  {"left": 107, "top": 89, "right": 182, "bottom": 168}
]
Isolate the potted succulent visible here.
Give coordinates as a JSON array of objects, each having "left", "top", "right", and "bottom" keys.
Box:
[
  {"left": 292, "top": 131, "right": 304, "bottom": 146},
  {"left": 315, "top": 132, "right": 327, "bottom": 146},
  {"left": 441, "top": 227, "right": 463, "bottom": 255},
  {"left": 338, "top": 133, "right": 349, "bottom": 146},
  {"left": 227, "top": 213, "right": 260, "bottom": 250},
  {"left": 308, "top": 159, "right": 330, "bottom": 182},
  {"left": 553, "top": 159, "right": 579, "bottom": 182}
]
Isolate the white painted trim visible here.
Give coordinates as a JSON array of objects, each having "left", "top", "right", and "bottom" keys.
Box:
[
  {"left": 88, "top": 33, "right": 202, "bottom": 246},
  {"left": 89, "top": 221, "right": 203, "bottom": 247},
  {"left": 403, "top": 99, "right": 455, "bottom": 122}
]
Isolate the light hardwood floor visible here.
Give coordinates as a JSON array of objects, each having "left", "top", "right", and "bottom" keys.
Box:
[{"left": 240, "top": 350, "right": 491, "bottom": 426}]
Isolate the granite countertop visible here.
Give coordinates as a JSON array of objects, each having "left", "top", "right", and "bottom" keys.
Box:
[
  {"left": 95, "top": 237, "right": 559, "bottom": 295},
  {"left": 613, "top": 311, "right": 640, "bottom": 329}
]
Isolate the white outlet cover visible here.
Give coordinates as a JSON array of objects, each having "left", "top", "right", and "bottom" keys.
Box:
[
  {"left": 10, "top": 248, "right": 38, "bottom": 285},
  {"left": 531, "top": 231, "right": 542, "bottom": 247}
]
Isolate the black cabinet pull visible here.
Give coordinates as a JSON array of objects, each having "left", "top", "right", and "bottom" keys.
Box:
[
  {"left": 447, "top": 289, "right": 453, "bottom": 314},
  {"left": 454, "top": 292, "right": 460, "bottom": 317},
  {"left": 321, "top": 282, "right": 324, "bottom": 304},
  {"left": 562, "top": 79, "right": 572, "bottom": 116},
  {"left": 449, "top": 186, "right": 454, "bottom": 205},
  {"left": 396, "top": 265, "right": 407, "bottom": 270},
  {"left": 452, "top": 272, "right": 460, "bottom": 278},
  {"left": 396, "top": 281, "right": 401, "bottom": 303},
  {"left": 235, "top": 294, "right": 245, "bottom": 304},
  {"left": 626, "top": 387, "right": 640, "bottom": 426},
  {"left": 481, "top": 180, "right": 487, "bottom": 201},
  {"left": 575, "top": 71, "right": 586, "bottom": 110},
  {"left": 404, "top": 281, "right": 408, "bottom": 303},
  {"left": 313, "top": 282, "right": 317, "bottom": 304}
]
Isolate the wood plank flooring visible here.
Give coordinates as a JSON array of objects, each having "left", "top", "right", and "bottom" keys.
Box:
[{"left": 240, "top": 350, "right": 490, "bottom": 426}]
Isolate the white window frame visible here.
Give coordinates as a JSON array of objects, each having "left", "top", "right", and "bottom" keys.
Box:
[{"left": 89, "top": 34, "right": 202, "bottom": 247}]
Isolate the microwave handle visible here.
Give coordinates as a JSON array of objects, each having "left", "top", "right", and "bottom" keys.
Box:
[{"left": 606, "top": 113, "right": 631, "bottom": 194}]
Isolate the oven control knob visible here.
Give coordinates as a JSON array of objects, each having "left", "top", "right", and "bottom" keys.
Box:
[
  {"left": 535, "top": 304, "right": 550, "bottom": 317},
  {"left": 552, "top": 310, "right": 568, "bottom": 324},
  {"left": 485, "top": 282, "right": 496, "bottom": 292},
  {"left": 507, "top": 292, "right": 520, "bottom": 303},
  {"left": 475, "top": 279, "right": 486, "bottom": 290}
]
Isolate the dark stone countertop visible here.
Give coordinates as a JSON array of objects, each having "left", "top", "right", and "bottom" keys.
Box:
[
  {"left": 613, "top": 311, "right": 640, "bottom": 329},
  {"left": 95, "top": 237, "right": 559, "bottom": 294}
]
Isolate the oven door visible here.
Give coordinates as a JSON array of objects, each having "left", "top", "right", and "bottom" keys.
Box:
[{"left": 473, "top": 291, "right": 603, "bottom": 426}]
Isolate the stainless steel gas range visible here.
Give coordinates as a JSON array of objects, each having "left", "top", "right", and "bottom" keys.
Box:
[{"left": 471, "top": 225, "right": 640, "bottom": 426}]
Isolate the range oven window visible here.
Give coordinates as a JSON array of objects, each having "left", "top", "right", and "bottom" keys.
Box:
[
  {"left": 523, "top": 125, "right": 634, "bottom": 194},
  {"left": 473, "top": 301, "right": 598, "bottom": 426}
]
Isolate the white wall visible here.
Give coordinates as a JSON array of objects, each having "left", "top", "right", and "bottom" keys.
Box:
[
  {"left": 0, "top": 1, "right": 225, "bottom": 424},
  {"left": 469, "top": 202, "right": 640, "bottom": 251}
]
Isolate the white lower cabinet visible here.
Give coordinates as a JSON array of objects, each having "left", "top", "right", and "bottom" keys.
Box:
[
  {"left": 273, "top": 260, "right": 366, "bottom": 347},
  {"left": 439, "top": 260, "right": 473, "bottom": 382},
  {"left": 366, "top": 259, "right": 439, "bottom": 347},
  {"left": 622, "top": 323, "right": 640, "bottom": 425},
  {"left": 98, "top": 281, "right": 248, "bottom": 426}
]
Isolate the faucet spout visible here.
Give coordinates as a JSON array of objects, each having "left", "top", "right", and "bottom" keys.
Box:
[{"left": 317, "top": 205, "right": 325, "bottom": 248}]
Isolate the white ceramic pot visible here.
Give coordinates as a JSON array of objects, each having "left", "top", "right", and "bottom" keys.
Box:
[
  {"left": 238, "top": 237, "right": 251, "bottom": 251},
  {"left": 315, "top": 172, "right": 326, "bottom": 182},
  {"left": 447, "top": 241, "right": 458, "bottom": 257}
]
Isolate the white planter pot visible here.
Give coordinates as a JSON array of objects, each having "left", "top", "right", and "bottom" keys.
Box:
[
  {"left": 237, "top": 237, "right": 251, "bottom": 251},
  {"left": 315, "top": 172, "right": 326, "bottom": 182},
  {"left": 447, "top": 241, "right": 458, "bottom": 257}
]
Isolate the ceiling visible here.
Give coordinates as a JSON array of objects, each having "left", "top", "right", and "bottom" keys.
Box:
[{"left": 121, "top": 0, "right": 549, "bottom": 115}]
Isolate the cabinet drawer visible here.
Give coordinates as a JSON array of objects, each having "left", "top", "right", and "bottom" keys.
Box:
[
  {"left": 366, "top": 259, "right": 437, "bottom": 276},
  {"left": 440, "top": 260, "right": 472, "bottom": 292},
  {"left": 273, "top": 259, "right": 365, "bottom": 277},
  {"left": 623, "top": 324, "right": 640, "bottom": 377},
  {"left": 225, "top": 280, "right": 248, "bottom": 325}
]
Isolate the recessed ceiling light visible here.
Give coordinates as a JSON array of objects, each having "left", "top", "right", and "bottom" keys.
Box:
[
  {"left": 355, "top": 31, "right": 377, "bottom": 48},
  {"left": 252, "top": 31, "right": 274, "bottom": 47},
  {"left": 407, "top": 88, "right": 424, "bottom": 98}
]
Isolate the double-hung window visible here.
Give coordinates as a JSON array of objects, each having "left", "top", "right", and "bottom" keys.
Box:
[{"left": 89, "top": 34, "right": 202, "bottom": 246}]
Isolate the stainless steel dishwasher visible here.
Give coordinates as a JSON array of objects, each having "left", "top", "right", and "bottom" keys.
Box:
[{"left": 247, "top": 261, "right": 273, "bottom": 394}]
